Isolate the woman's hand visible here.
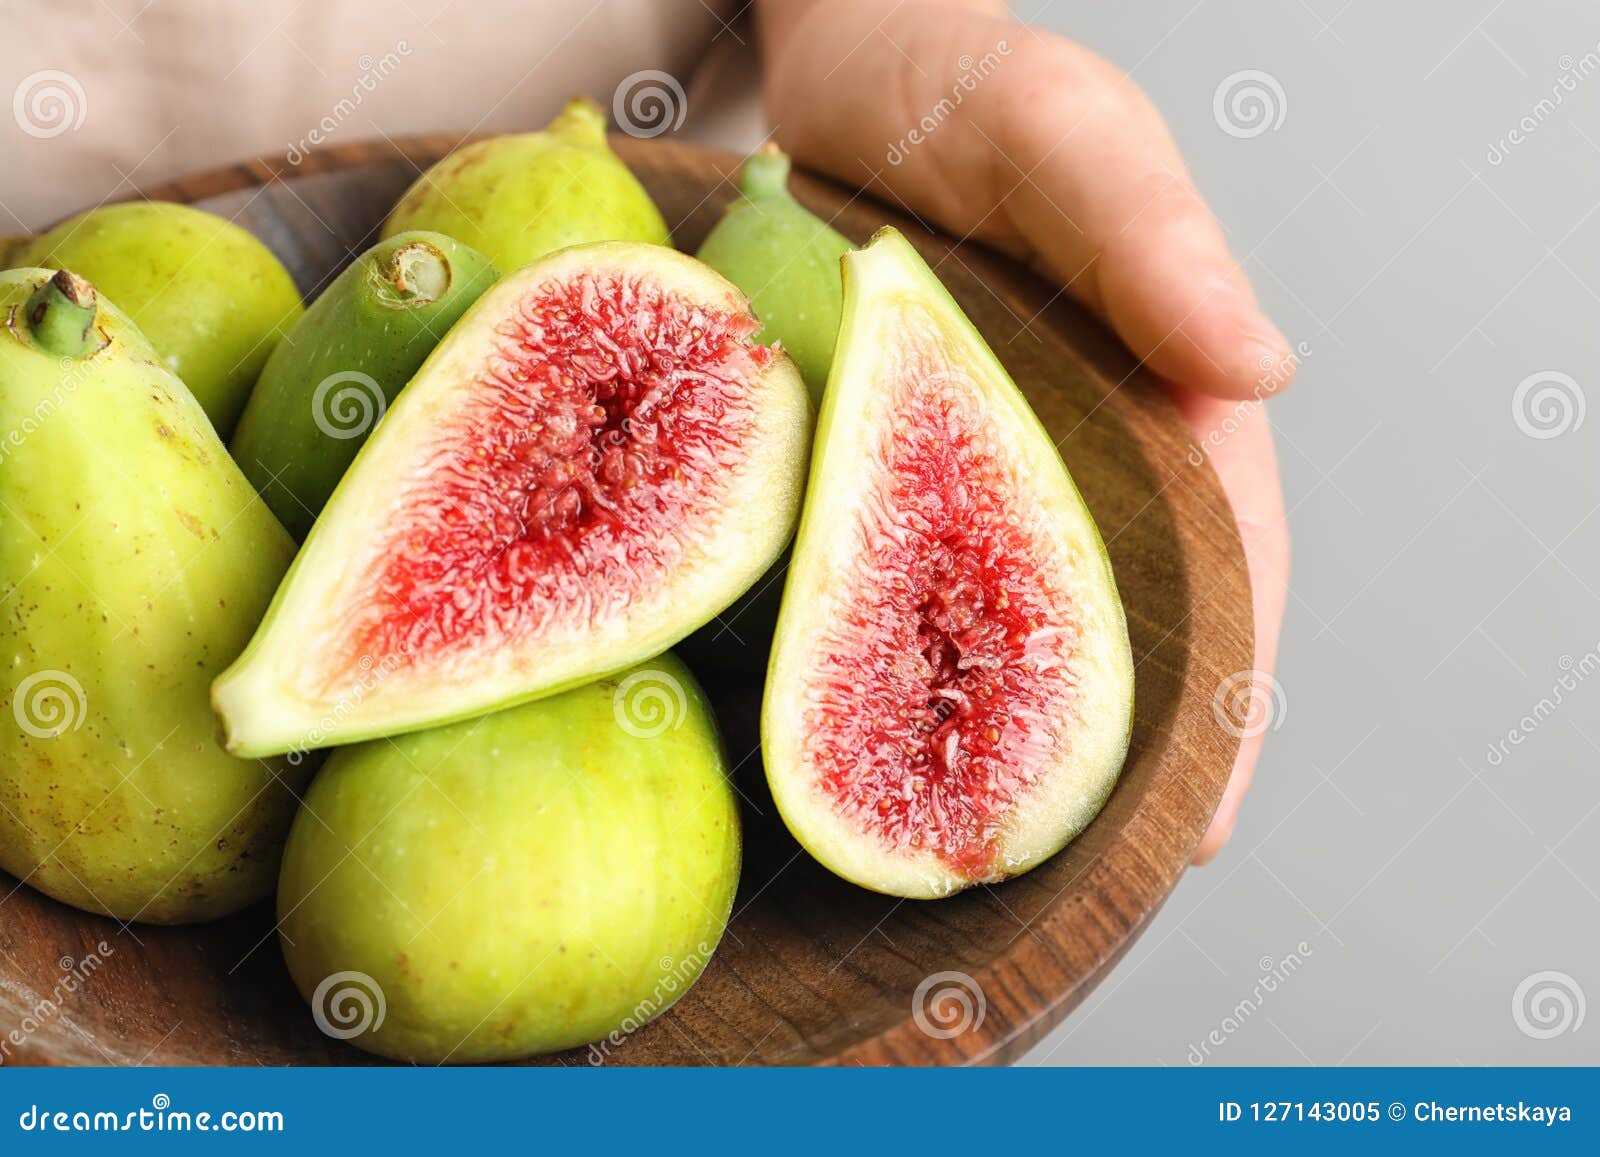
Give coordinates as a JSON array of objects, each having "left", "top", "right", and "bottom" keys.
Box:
[{"left": 759, "top": 0, "right": 1292, "bottom": 862}]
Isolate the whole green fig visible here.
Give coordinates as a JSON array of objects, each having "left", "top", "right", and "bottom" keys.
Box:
[
  {"left": 381, "top": 97, "right": 670, "bottom": 271},
  {"left": 276, "top": 653, "right": 739, "bottom": 1063},
  {"left": 696, "top": 144, "right": 853, "bottom": 404},
  {"left": 231, "top": 231, "right": 498, "bottom": 539},
  {"left": 679, "top": 147, "right": 854, "bottom": 675},
  {"left": 12, "top": 202, "right": 304, "bottom": 437},
  {"left": 0, "top": 268, "right": 307, "bottom": 924}
]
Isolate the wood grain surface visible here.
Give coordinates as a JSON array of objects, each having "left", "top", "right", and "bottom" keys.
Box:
[{"left": 0, "top": 133, "right": 1252, "bottom": 1067}]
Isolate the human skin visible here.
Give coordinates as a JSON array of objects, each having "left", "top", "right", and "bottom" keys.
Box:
[{"left": 758, "top": 0, "right": 1293, "bottom": 862}]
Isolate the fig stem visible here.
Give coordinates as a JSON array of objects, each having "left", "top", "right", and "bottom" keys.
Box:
[
  {"left": 740, "top": 145, "right": 793, "bottom": 200},
  {"left": 24, "top": 270, "right": 98, "bottom": 358},
  {"left": 548, "top": 96, "right": 608, "bottom": 146},
  {"left": 378, "top": 241, "right": 451, "bottom": 306}
]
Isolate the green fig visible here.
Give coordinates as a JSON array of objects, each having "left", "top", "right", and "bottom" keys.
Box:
[
  {"left": 678, "top": 147, "right": 855, "bottom": 676},
  {"left": 231, "top": 231, "right": 498, "bottom": 540},
  {"left": 213, "top": 242, "right": 809, "bottom": 757},
  {"left": 381, "top": 97, "right": 670, "bottom": 271},
  {"left": 12, "top": 202, "right": 304, "bottom": 438},
  {"left": 0, "top": 268, "right": 307, "bottom": 925},
  {"left": 276, "top": 653, "right": 739, "bottom": 1063},
  {"left": 763, "top": 229, "right": 1134, "bottom": 900},
  {"left": 696, "top": 145, "right": 852, "bottom": 404}
]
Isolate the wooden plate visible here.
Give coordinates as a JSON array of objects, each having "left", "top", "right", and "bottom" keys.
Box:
[{"left": 0, "top": 135, "right": 1251, "bottom": 1067}]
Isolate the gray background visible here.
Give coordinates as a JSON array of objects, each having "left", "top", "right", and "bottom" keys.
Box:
[{"left": 1020, "top": 0, "right": 1600, "bottom": 1065}]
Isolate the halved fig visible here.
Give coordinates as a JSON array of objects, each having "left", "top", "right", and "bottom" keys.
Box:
[
  {"left": 762, "top": 229, "right": 1134, "bottom": 899},
  {"left": 215, "top": 242, "right": 810, "bottom": 756}
]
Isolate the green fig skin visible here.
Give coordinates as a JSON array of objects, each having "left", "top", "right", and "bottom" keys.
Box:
[
  {"left": 696, "top": 146, "right": 852, "bottom": 405},
  {"left": 12, "top": 203, "right": 304, "bottom": 438},
  {"left": 381, "top": 98, "right": 670, "bottom": 271},
  {"left": 230, "top": 232, "right": 498, "bottom": 540},
  {"left": 0, "top": 268, "right": 308, "bottom": 925},
  {"left": 276, "top": 654, "right": 740, "bottom": 1064},
  {"left": 679, "top": 148, "right": 853, "bottom": 675}
]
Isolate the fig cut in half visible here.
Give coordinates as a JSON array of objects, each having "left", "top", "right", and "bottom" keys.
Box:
[
  {"left": 762, "top": 229, "right": 1134, "bottom": 900},
  {"left": 215, "top": 242, "right": 810, "bottom": 756}
]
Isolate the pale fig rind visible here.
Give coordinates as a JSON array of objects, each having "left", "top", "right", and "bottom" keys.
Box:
[
  {"left": 276, "top": 653, "right": 740, "bottom": 1064},
  {"left": 12, "top": 202, "right": 304, "bottom": 438},
  {"left": 214, "top": 241, "right": 811, "bottom": 757},
  {"left": 0, "top": 267, "right": 307, "bottom": 924},
  {"left": 381, "top": 97, "right": 670, "bottom": 271},
  {"left": 762, "top": 228, "right": 1135, "bottom": 900},
  {"left": 230, "top": 231, "right": 498, "bottom": 540}
]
